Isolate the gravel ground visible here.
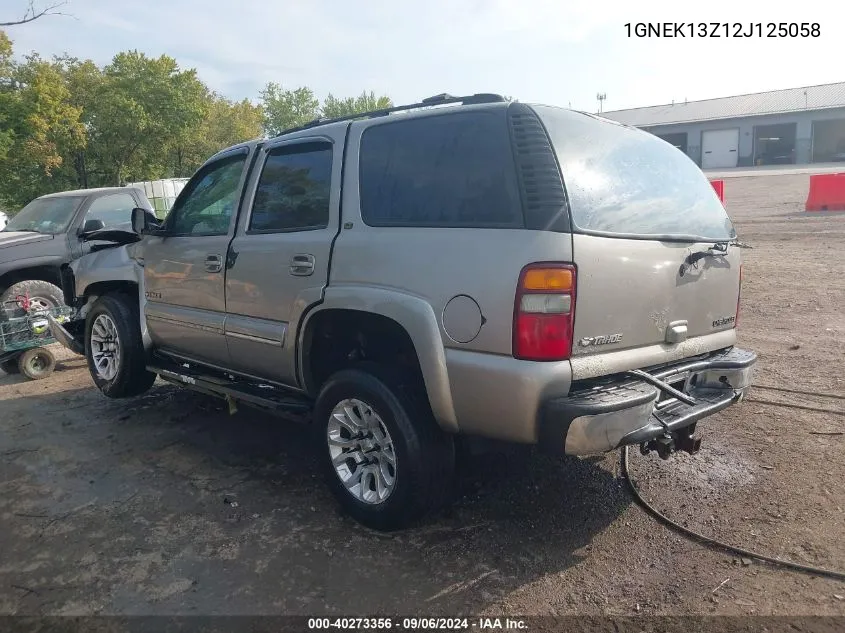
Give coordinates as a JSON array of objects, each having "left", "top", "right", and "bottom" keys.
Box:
[{"left": 1, "top": 173, "right": 843, "bottom": 617}]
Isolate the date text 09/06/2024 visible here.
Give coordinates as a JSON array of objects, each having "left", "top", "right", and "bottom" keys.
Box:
[
  {"left": 625, "top": 22, "right": 820, "bottom": 38},
  {"left": 307, "top": 617, "right": 528, "bottom": 630}
]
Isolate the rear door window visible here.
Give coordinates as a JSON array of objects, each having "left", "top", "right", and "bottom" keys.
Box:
[
  {"left": 248, "top": 142, "right": 332, "bottom": 233},
  {"left": 359, "top": 109, "right": 522, "bottom": 228},
  {"left": 533, "top": 105, "right": 736, "bottom": 241}
]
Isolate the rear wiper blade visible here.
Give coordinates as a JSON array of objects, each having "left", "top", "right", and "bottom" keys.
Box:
[
  {"left": 680, "top": 239, "right": 750, "bottom": 276},
  {"left": 713, "top": 238, "right": 753, "bottom": 250}
]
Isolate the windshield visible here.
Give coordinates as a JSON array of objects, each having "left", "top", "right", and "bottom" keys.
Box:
[
  {"left": 533, "top": 105, "right": 736, "bottom": 241},
  {"left": 3, "top": 196, "right": 84, "bottom": 234}
]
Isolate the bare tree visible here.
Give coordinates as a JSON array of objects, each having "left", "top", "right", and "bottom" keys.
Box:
[{"left": 1, "top": 0, "right": 70, "bottom": 27}]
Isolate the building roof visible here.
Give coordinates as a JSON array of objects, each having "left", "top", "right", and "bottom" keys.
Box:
[{"left": 601, "top": 81, "right": 845, "bottom": 128}]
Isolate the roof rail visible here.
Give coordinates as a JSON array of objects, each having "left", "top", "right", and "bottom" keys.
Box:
[{"left": 273, "top": 92, "right": 506, "bottom": 138}]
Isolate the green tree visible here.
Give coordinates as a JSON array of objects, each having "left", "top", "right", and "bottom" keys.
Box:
[
  {"left": 0, "top": 31, "right": 16, "bottom": 164},
  {"left": 55, "top": 54, "right": 103, "bottom": 188},
  {"left": 86, "top": 51, "right": 208, "bottom": 185},
  {"left": 260, "top": 83, "right": 319, "bottom": 136},
  {"left": 0, "top": 33, "right": 395, "bottom": 211},
  {"left": 321, "top": 91, "right": 392, "bottom": 119},
  {"left": 0, "top": 43, "right": 86, "bottom": 209},
  {"left": 169, "top": 93, "right": 264, "bottom": 177}
]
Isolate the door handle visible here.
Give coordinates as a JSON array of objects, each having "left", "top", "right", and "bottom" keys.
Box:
[
  {"left": 205, "top": 253, "right": 223, "bottom": 273},
  {"left": 290, "top": 254, "right": 315, "bottom": 276}
]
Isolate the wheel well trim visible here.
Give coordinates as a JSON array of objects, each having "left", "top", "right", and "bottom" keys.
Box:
[
  {"left": 0, "top": 262, "right": 63, "bottom": 291},
  {"left": 83, "top": 281, "right": 152, "bottom": 352},
  {"left": 297, "top": 286, "right": 459, "bottom": 433}
]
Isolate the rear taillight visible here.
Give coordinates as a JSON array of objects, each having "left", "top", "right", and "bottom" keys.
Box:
[
  {"left": 736, "top": 263, "right": 743, "bottom": 327},
  {"left": 513, "top": 264, "right": 576, "bottom": 361}
]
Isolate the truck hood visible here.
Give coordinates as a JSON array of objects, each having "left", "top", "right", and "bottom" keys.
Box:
[{"left": 0, "top": 231, "right": 54, "bottom": 250}]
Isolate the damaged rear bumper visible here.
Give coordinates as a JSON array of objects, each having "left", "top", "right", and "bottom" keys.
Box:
[{"left": 539, "top": 347, "right": 757, "bottom": 456}]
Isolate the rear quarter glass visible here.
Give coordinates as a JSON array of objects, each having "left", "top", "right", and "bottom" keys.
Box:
[
  {"left": 531, "top": 105, "right": 736, "bottom": 241},
  {"left": 358, "top": 108, "right": 523, "bottom": 229}
]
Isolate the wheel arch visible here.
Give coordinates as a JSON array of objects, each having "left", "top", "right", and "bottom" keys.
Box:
[
  {"left": 297, "top": 287, "right": 459, "bottom": 433},
  {"left": 0, "top": 265, "right": 62, "bottom": 295},
  {"left": 83, "top": 280, "right": 139, "bottom": 303}
]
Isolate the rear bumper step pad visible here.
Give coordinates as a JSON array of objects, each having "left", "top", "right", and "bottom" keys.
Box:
[{"left": 539, "top": 347, "right": 757, "bottom": 455}]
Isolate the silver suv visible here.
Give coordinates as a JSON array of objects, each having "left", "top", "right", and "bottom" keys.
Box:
[{"left": 52, "top": 93, "right": 756, "bottom": 530}]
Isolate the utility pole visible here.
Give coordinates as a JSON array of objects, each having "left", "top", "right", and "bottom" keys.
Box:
[{"left": 596, "top": 93, "right": 607, "bottom": 113}]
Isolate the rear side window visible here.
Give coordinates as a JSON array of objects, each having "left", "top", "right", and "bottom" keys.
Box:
[
  {"left": 249, "top": 142, "right": 333, "bottom": 233},
  {"left": 533, "top": 105, "right": 736, "bottom": 241},
  {"left": 359, "top": 110, "right": 522, "bottom": 228}
]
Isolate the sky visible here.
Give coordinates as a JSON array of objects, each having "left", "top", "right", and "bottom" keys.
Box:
[{"left": 2, "top": 0, "right": 840, "bottom": 113}]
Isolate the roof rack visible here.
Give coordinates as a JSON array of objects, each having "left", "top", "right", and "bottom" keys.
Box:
[{"left": 274, "top": 92, "right": 506, "bottom": 138}]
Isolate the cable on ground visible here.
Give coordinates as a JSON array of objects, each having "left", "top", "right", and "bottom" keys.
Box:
[{"left": 620, "top": 445, "right": 845, "bottom": 582}]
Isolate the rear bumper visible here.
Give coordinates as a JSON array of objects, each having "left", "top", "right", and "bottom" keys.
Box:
[{"left": 539, "top": 347, "right": 757, "bottom": 455}]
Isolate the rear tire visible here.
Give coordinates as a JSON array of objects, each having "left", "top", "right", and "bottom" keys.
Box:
[
  {"left": 18, "top": 347, "right": 55, "bottom": 380},
  {"left": 314, "top": 363, "right": 455, "bottom": 531},
  {"left": 85, "top": 293, "right": 156, "bottom": 398},
  {"left": 1, "top": 280, "right": 64, "bottom": 318}
]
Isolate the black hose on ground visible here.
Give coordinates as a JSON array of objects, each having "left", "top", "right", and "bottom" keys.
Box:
[
  {"left": 743, "top": 398, "right": 845, "bottom": 416},
  {"left": 620, "top": 445, "right": 845, "bottom": 582},
  {"left": 744, "top": 383, "right": 845, "bottom": 416},
  {"left": 752, "top": 384, "right": 845, "bottom": 401}
]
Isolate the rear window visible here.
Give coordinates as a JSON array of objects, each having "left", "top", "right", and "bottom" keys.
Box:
[
  {"left": 533, "top": 105, "right": 736, "bottom": 241},
  {"left": 359, "top": 110, "right": 522, "bottom": 228}
]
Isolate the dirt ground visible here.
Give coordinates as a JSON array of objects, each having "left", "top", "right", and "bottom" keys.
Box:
[{"left": 1, "top": 173, "right": 843, "bottom": 618}]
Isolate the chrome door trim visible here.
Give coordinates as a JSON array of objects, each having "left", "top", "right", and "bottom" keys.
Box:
[{"left": 225, "top": 331, "right": 283, "bottom": 347}]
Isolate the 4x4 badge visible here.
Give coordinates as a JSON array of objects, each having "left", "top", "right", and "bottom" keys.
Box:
[{"left": 578, "top": 333, "right": 623, "bottom": 347}]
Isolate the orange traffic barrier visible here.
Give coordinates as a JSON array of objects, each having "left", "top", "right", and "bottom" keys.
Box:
[
  {"left": 805, "top": 173, "right": 845, "bottom": 211},
  {"left": 710, "top": 179, "right": 724, "bottom": 203}
]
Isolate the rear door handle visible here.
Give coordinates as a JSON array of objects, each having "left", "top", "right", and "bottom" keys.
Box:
[
  {"left": 205, "top": 253, "right": 223, "bottom": 273},
  {"left": 290, "top": 254, "right": 315, "bottom": 276}
]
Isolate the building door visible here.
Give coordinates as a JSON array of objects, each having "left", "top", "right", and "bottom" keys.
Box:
[
  {"left": 701, "top": 129, "right": 739, "bottom": 169},
  {"left": 753, "top": 123, "right": 796, "bottom": 165},
  {"left": 811, "top": 119, "right": 845, "bottom": 162},
  {"left": 656, "top": 132, "right": 688, "bottom": 154}
]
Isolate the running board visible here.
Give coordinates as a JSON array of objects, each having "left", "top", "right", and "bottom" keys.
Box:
[{"left": 148, "top": 358, "right": 313, "bottom": 421}]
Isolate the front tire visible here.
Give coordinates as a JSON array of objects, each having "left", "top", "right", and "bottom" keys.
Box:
[
  {"left": 85, "top": 294, "right": 156, "bottom": 398},
  {"left": 1, "top": 280, "right": 64, "bottom": 318},
  {"left": 314, "top": 364, "right": 455, "bottom": 531}
]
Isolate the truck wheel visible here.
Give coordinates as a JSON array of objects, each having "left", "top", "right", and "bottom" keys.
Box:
[
  {"left": 85, "top": 294, "right": 156, "bottom": 398},
  {"left": 1, "top": 280, "right": 64, "bottom": 318},
  {"left": 314, "top": 363, "right": 455, "bottom": 531},
  {"left": 17, "top": 347, "right": 56, "bottom": 380}
]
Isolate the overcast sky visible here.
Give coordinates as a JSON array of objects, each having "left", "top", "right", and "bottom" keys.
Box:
[{"left": 3, "top": 0, "right": 839, "bottom": 112}]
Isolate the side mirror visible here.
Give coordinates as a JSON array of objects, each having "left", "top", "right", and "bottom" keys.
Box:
[
  {"left": 131, "top": 207, "right": 149, "bottom": 234},
  {"left": 81, "top": 218, "right": 105, "bottom": 234},
  {"left": 131, "top": 207, "right": 162, "bottom": 235}
]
